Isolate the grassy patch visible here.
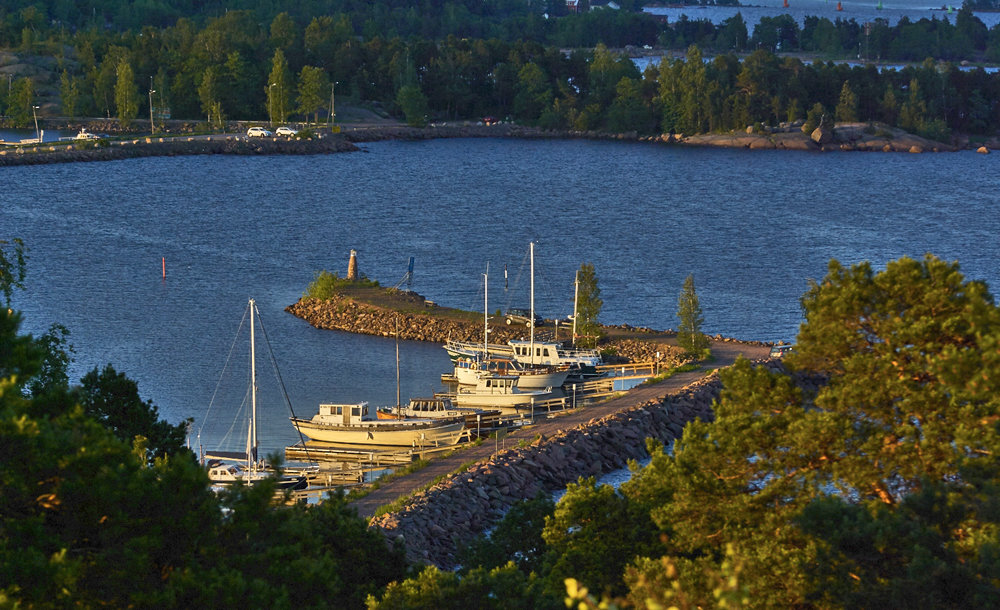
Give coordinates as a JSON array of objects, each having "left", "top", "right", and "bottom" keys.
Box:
[
  {"left": 305, "top": 270, "right": 381, "bottom": 299},
  {"left": 344, "top": 457, "right": 430, "bottom": 502},
  {"left": 640, "top": 362, "right": 702, "bottom": 386}
]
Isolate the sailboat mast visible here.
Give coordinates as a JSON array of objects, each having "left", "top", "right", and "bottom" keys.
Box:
[
  {"left": 249, "top": 298, "right": 258, "bottom": 474},
  {"left": 395, "top": 316, "right": 401, "bottom": 410},
  {"left": 573, "top": 269, "right": 579, "bottom": 348},
  {"left": 530, "top": 242, "right": 535, "bottom": 365},
  {"left": 483, "top": 264, "right": 489, "bottom": 357}
]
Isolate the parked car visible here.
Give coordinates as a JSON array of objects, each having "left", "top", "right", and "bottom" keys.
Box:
[
  {"left": 247, "top": 126, "right": 272, "bottom": 137},
  {"left": 275, "top": 126, "right": 298, "bottom": 137},
  {"left": 505, "top": 308, "right": 543, "bottom": 327},
  {"left": 769, "top": 344, "right": 795, "bottom": 358}
]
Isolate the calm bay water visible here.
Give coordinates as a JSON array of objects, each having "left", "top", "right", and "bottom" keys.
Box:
[{"left": 4, "top": 138, "right": 998, "bottom": 454}]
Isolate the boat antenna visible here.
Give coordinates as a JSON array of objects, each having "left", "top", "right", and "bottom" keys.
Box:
[
  {"left": 530, "top": 241, "right": 535, "bottom": 365},
  {"left": 396, "top": 315, "right": 401, "bottom": 412},
  {"left": 484, "top": 263, "right": 489, "bottom": 361},
  {"left": 573, "top": 268, "right": 579, "bottom": 348},
  {"left": 249, "top": 298, "right": 258, "bottom": 474}
]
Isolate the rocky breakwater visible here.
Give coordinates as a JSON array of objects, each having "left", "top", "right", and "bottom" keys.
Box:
[
  {"left": 287, "top": 295, "right": 532, "bottom": 344},
  {"left": 369, "top": 371, "right": 734, "bottom": 568},
  {"left": 0, "top": 134, "right": 359, "bottom": 167},
  {"left": 286, "top": 295, "right": 679, "bottom": 364}
]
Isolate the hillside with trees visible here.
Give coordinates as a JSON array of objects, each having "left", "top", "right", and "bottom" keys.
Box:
[{"left": 1, "top": 1, "right": 999, "bottom": 141}]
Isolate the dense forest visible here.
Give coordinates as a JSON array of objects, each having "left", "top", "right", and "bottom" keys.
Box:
[{"left": 1, "top": 1, "right": 1000, "bottom": 138}]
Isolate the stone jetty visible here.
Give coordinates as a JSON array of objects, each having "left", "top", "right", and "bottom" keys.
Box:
[
  {"left": 286, "top": 294, "right": 689, "bottom": 366},
  {"left": 369, "top": 370, "right": 728, "bottom": 567},
  {"left": 0, "top": 133, "right": 359, "bottom": 166}
]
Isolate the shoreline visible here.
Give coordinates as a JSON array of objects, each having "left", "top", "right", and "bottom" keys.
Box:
[{"left": 1, "top": 121, "right": 991, "bottom": 167}]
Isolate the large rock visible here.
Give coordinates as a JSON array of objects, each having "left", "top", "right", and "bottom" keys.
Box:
[{"left": 810, "top": 127, "right": 833, "bottom": 145}]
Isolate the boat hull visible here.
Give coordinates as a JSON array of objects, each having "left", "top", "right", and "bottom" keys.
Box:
[
  {"left": 454, "top": 362, "right": 571, "bottom": 390},
  {"left": 291, "top": 416, "right": 466, "bottom": 447}
]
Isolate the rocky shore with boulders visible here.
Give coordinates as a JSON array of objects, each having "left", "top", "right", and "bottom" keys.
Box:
[
  {"left": 286, "top": 294, "right": 691, "bottom": 367},
  {"left": 370, "top": 360, "right": 820, "bottom": 568}
]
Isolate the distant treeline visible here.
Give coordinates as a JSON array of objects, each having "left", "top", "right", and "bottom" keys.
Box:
[
  {"left": 1, "top": 3, "right": 999, "bottom": 138},
  {"left": 3, "top": 0, "right": 1000, "bottom": 58}
]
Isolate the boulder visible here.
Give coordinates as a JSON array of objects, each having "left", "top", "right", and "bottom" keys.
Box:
[{"left": 811, "top": 127, "right": 833, "bottom": 145}]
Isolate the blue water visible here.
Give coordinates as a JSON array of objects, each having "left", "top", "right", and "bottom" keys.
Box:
[
  {"left": 5, "top": 138, "right": 999, "bottom": 455},
  {"left": 644, "top": 4, "right": 1000, "bottom": 37}
]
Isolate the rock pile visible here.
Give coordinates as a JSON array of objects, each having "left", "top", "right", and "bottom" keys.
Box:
[{"left": 287, "top": 296, "right": 534, "bottom": 344}]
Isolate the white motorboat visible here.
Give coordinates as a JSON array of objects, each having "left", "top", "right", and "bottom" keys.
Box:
[
  {"left": 451, "top": 373, "right": 550, "bottom": 409},
  {"left": 450, "top": 356, "right": 571, "bottom": 389}
]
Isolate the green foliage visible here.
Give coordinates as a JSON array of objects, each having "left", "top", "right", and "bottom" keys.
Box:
[
  {"left": 0, "top": 238, "right": 27, "bottom": 306},
  {"left": 367, "top": 562, "right": 560, "bottom": 610},
  {"left": 8, "top": 77, "right": 34, "bottom": 128},
  {"left": 542, "top": 477, "right": 660, "bottom": 598},
  {"left": 675, "top": 274, "right": 707, "bottom": 354},
  {"left": 78, "top": 364, "right": 189, "bottom": 461},
  {"left": 25, "top": 323, "right": 73, "bottom": 397},
  {"left": 114, "top": 60, "right": 138, "bottom": 127},
  {"left": 395, "top": 84, "right": 428, "bottom": 127},
  {"left": 59, "top": 69, "right": 80, "bottom": 119},
  {"left": 1, "top": 291, "right": 406, "bottom": 607},
  {"left": 835, "top": 80, "right": 858, "bottom": 123},
  {"left": 268, "top": 48, "right": 293, "bottom": 124},
  {"left": 612, "top": 254, "right": 1000, "bottom": 606},
  {"left": 802, "top": 101, "right": 827, "bottom": 133},
  {"left": 297, "top": 65, "right": 329, "bottom": 124},
  {"left": 305, "top": 269, "right": 380, "bottom": 300},
  {"left": 575, "top": 263, "right": 602, "bottom": 349},
  {"left": 198, "top": 66, "right": 222, "bottom": 127},
  {"left": 458, "top": 493, "right": 555, "bottom": 575}
]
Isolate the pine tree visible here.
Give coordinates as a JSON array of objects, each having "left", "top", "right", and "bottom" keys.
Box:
[
  {"left": 835, "top": 80, "right": 858, "bottom": 122},
  {"left": 114, "top": 60, "right": 138, "bottom": 127},
  {"left": 676, "top": 274, "right": 708, "bottom": 353},
  {"left": 575, "top": 263, "right": 602, "bottom": 349}
]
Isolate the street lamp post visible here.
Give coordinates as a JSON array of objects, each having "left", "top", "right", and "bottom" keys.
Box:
[
  {"left": 31, "top": 105, "right": 40, "bottom": 143},
  {"left": 268, "top": 83, "right": 276, "bottom": 127},
  {"left": 148, "top": 87, "right": 156, "bottom": 135},
  {"left": 331, "top": 81, "right": 338, "bottom": 126}
]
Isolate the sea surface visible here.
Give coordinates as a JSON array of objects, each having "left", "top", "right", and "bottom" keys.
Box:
[
  {"left": 5, "top": 138, "right": 998, "bottom": 455},
  {"left": 644, "top": 2, "right": 1000, "bottom": 36}
]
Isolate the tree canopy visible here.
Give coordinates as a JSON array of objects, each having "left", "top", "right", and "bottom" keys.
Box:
[{"left": 1, "top": 241, "right": 407, "bottom": 608}]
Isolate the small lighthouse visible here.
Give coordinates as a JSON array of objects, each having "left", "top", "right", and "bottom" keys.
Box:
[{"left": 347, "top": 249, "right": 358, "bottom": 280}]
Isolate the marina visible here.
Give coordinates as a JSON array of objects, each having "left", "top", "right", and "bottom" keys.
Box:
[{"left": 8, "top": 139, "right": 999, "bottom": 465}]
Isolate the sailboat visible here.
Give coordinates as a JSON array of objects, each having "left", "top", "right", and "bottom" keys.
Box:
[
  {"left": 202, "top": 299, "right": 306, "bottom": 490},
  {"left": 447, "top": 258, "right": 571, "bottom": 389}
]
